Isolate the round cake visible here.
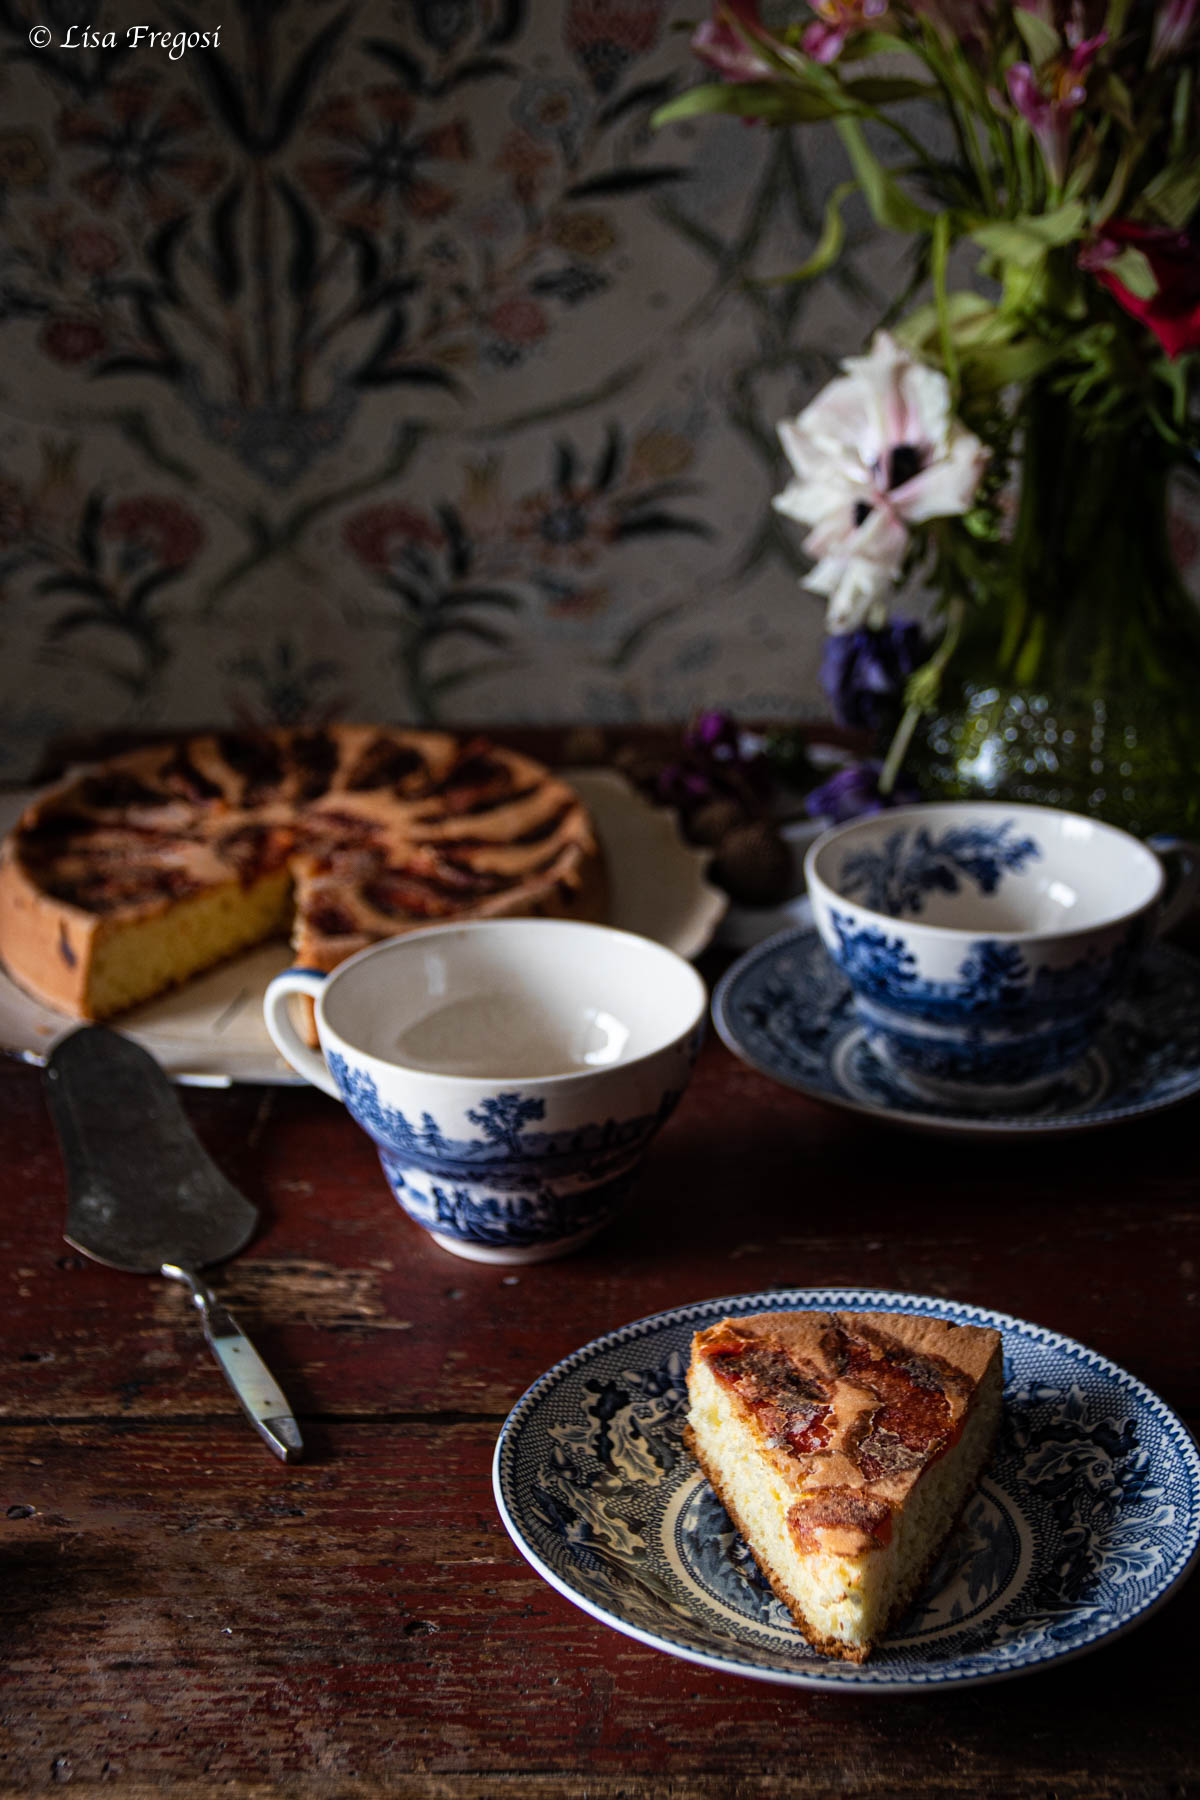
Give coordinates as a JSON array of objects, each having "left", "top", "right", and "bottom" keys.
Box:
[{"left": 0, "top": 726, "right": 606, "bottom": 1020}]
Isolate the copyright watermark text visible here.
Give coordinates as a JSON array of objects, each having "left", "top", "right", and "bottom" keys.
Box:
[{"left": 28, "top": 23, "right": 221, "bottom": 58}]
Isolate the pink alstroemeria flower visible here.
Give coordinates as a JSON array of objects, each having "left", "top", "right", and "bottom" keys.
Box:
[
  {"left": 773, "top": 333, "right": 989, "bottom": 631},
  {"left": 691, "top": 0, "right": 776, "bottom": 80},
  {"left": 1151, "top": 0, "right": 1200, "bottom": 65},
  {"left": 802, "top": 0, "right": 889, "bottom": 63},
  {"left": 1006, "top": 29, "right": 1105, "bottom": 188}
]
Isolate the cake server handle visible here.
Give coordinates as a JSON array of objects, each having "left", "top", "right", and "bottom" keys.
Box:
[{"left": 163, "top": 1263, "right": 303, "bottom": 1463}]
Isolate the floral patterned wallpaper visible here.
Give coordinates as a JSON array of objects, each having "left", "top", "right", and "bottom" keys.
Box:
[{"left": 0, "top": 0, "right": 895, "bottom": 778}]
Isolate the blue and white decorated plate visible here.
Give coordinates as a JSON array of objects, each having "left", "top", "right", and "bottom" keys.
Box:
[
  {"left": 712, "top": 929, "right": 1200, "bottom": 1136},
  {"left": 492, "top": 1289, "right": 1200, "bottom": 1691}
]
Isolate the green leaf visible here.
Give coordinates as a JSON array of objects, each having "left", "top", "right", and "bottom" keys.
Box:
[
  {"left": 1064, "top": 127, "right": 1103, "bottom": 200},
  {"left": 652, "top": 81, "right": 842, "bottom": 129},
  {"left": 896, "top": 295, "right": 1060, "bottom": 393},
  {"left": 961, "top": 337, "right": 1062, "bottom": 391},
  {"left": 771, "top": 179, "right": 858, "bottom": 282},
  {"left": 970, "top": 201, "right": 1087, "bottom": 267},
  {"left": 931, "top": 211, "right": 958, "bottom": 391},
  {"left": 841, "top": 76, "right": 937, "bottom": 105},
  {"left": 1100, "top": 71, "right": 1134, "bottom": 133},
  {"left": 1105, "top": 0, "right": 1135, "bottom": 37},
  {"left": 895, "top": 291, "right": 1004, "bottom": 354},
  {"left": 1141, "top": 150, "right": 1200, "bottom": 230},
  {"left": 1013, "top": 8, "right": 1061, "bottom": 65},
  {"left": 1105, "top": 245, "right": 1158, "bottom": 300},
  {"left": 835, "top": 117, "right": 932, "bottom": 234},
  {"left": 836, "top": 29, "right": 909, "bottom": 60}
]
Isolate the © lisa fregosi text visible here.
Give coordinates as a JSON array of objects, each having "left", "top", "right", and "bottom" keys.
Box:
[{"left": 31, "top": 24, "right": 221, "bottom": 57}]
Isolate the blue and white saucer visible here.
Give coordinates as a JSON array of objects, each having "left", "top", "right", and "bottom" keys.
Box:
[
  {"left": 492, "top": 1289, "right": 1200, "bottom": 1692},
  {"left": 712, "top": 928, "right": 1200, "bottom": 1136}
]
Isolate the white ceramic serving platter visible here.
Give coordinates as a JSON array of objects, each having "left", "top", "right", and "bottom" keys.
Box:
[
  {"left": 493, "top": 1288, "right": 1200, "bottom": 1692},
  {"left": 0, "top": 767, "right": 725, "bottom": 1086}
]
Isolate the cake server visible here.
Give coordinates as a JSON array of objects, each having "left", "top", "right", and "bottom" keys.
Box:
[{"left": 44, "top": 1025, "right": 303, "bottom": 1463}]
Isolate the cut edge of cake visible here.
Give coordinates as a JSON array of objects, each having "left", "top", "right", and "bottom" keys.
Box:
[{"left": 685, "top": 1309, "right": 1004, "bottom": 1663}]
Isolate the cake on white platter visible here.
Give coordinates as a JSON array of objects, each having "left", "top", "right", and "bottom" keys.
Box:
[{"left": 0, "top": 726, "right": 605, "bottom": 1021}]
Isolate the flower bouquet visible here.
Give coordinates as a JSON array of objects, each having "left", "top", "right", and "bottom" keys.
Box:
[{"left": 657, "top": 1, "right": 1200, "bottom": 836}]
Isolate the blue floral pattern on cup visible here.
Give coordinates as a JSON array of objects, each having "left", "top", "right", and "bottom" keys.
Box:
[
  {"left": 824, "top": 911, "right": 1139, "bottom": 1088},
  {"left": 837, "top": 820, "right": 1041, "bottom": 917},
  {"left": 328, "top": 1053, "right": 681, "bottom": 1250}
]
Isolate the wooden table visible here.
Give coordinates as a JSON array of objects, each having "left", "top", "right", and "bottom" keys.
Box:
[{"left": 1, "top": 740, "right": 1197, "bottom": 1797}]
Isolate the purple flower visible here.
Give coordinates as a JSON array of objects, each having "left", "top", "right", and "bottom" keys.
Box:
[
  {"left": 1006, "top": 30, "right": 1105, "bottom": 188},
  {"left": 684, "top": 708, "right": 741, "bottom": 757},
  {"left": 802, "top": 0, "right": 889, "bottom": 64},
  {"left": 805, "top": 760, "right": 920, "bottom": 823},
  {"left": 657, "top": 710, "right": 771, "bottom": 813},
  {"left": 691, "top": 1, "right": 776, "bottom": 81},
  {"left": 1151, "top": 0, "right": 1200, "bottom": 65},
  {"left": 820, "top": 619, "right": 930, "bottom": 734}
]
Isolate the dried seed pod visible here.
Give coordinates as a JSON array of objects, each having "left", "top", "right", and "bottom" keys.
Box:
[
  {"left": 711, "top": 821, "right": 793, "bottom": 907},
  {"left": 687, "top": 797, "right": 745, "bottom": 848}
]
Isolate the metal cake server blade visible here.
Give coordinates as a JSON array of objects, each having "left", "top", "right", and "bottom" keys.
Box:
[{"left": 44, "top": 1025, "right": 303, "bottom": 1463}]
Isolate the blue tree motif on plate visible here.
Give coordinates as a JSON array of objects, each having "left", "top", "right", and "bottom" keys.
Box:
[{"left": 839, "top": 821, "right": 1041, "bottom": 917}]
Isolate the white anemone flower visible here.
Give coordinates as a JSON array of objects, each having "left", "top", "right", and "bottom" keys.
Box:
[{"left": 773, "top": 332, "right": 989, "bottom": 632}]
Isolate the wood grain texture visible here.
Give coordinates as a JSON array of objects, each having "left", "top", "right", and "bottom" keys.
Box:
[{"left": 1, "top": 943, "right": 1199, "bottom": 1796}]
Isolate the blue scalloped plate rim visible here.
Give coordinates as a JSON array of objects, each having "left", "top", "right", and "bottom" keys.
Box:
[
  {"left": 492, "top": 1288, "right": 1200, "bottom": 1692},
  {"left": 711, "top": 929, "right": 1200, "bottom": 1136}
]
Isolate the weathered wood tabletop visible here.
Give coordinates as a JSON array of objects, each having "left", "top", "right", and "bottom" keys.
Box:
[{"left": 1, "top": 739, "right": 1197, "bottom": 1798}]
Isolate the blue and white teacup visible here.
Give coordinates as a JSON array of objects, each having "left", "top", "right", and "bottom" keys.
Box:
[
  {"left": 264, "top": 919, "right": 706, "bottom": 1263},
  {"left": 804, "top": 802, "right": 1199, "bottom": 1109}
]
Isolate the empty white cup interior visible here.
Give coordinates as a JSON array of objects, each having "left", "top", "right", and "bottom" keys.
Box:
[
  {"left": 318, "top": 919, "right": 707, "bottom": 1080},
  {"left": 808, "top": 804, "right": 1164, "bottom": 935}
]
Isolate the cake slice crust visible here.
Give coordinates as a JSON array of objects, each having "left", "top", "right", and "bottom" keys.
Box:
[{"left": 686, "top": 1309, "right": 1003, "bottom": 1662}]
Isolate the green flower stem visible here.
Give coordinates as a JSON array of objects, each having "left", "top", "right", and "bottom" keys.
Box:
[
  {"left": 917, "top": 31, "right": 997, "bottom": 212},
  {"left": 878, "top": 700, "right": 923, "bottom": 797},
  {"left": 1172, "top": 65, "right": 1193, "bottom": 157},
  {"left": 879, "top": 593, "right": 965, "bottom": 796}
]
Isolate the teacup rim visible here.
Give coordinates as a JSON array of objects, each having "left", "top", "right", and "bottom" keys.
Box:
[
  {"left": 310, "top": 915, "right": 709, "bottom": 1088},
  {"left": 804, "top": 800, "right": 1165, "bottom": 942}
]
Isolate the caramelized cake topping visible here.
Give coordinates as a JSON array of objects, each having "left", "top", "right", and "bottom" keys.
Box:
[
  {"left": 695, "top": 1313, "right": 973, "bottom": 1551},
  {"left": 0, "top": 726, "right": 606, "bottom": 1018},
  {"left": 703, "top": 1333, "right": 833, "bottom": 1457},
  {"left": 686, "top": 1308, "right": 1004, "bottom": 1661}
]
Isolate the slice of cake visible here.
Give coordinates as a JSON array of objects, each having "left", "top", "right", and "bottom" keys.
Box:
[{"left": 685, "top": 1309, "right": 1003, "bottom": 1662}]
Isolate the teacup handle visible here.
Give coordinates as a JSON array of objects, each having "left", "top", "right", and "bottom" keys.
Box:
[
  {"left": 263, "top": 969, "right": 341, "bottom": 1099},
  {"left": 1149, "top": 836, "right": 1200, "bottom": 939}
]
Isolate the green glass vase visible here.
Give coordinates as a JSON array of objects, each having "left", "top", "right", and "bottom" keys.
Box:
[{"left": 913, "top": 385, "right": 1200, "bottom": 839}]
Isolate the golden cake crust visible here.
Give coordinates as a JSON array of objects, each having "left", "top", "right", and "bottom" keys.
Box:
[{"left": 0, "top": 726, "right": 606, "bottom": 1020}]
